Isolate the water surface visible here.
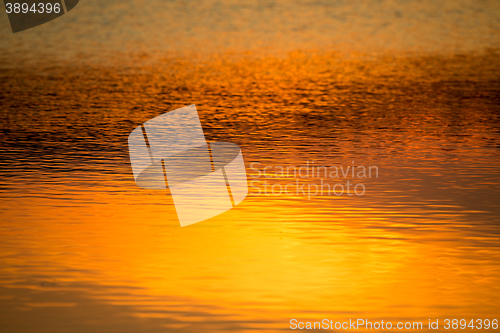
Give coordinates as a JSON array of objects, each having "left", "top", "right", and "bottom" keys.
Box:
[{"left": 1, "top": 1, "right": 500, "bottom": 332}]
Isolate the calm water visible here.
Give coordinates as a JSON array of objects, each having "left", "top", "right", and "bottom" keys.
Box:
[{"left": 1, "top": 1, "right": 500, "bottom": 332}]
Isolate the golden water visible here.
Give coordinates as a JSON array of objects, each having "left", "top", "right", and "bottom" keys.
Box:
[{"left": 1, "top": 1, "right": 500, "bottom": 332}]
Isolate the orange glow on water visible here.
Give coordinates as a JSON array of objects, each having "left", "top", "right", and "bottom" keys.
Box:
[{"left": 1, "top": 43, "right": 500, "bottom": 332}]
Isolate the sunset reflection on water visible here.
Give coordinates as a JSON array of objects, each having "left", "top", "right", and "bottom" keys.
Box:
[
  {"left": 1, "top": 1, "right": 500, "bottom": 332},
  {"left": 1, "top": 50, "right": 499, "bottom": 332}
]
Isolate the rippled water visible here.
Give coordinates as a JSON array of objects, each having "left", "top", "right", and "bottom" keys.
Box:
[{"left": 1, "top": 1, "right": 500, "bottom": 332}]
